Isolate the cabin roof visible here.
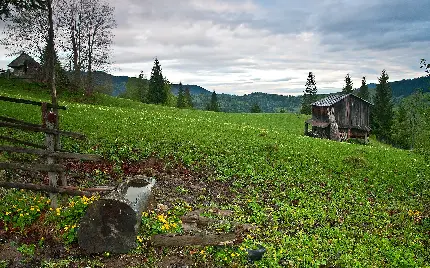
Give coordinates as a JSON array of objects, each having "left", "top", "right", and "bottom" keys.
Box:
[
  {"left": 7, "top": 52, "right": 40, "bottom": 68},
  {"left": 311, "top": 93, "right": 373, "bottom": 107}
]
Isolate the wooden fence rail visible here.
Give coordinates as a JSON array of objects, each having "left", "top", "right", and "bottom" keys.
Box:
[{"left": 0, "top": 95, "right": 104, "bottom": 207}]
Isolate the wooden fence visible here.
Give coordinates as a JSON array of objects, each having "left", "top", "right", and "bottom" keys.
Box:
[{"left": 0, "top": 96, "right": 103, "bottom": 208}]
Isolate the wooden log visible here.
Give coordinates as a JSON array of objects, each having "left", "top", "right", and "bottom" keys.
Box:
[
  {"left": 0, "top": 121, "right": 86, "bottom": 139},
  {"left": 0, "top": 162, "right": 64, "bottom": 172},
  {"left": 62, "top": 186, "right": 114, "bottom": 192},
  {"left": 150, "top": 233, "right": 237, "bottom": 247},
  {"left": 0, "top": 135, "right": 46, "bottom": 149},
  {"left": 78, "top": 176, "right": 155, "bottom": 254},
  {"left": 0, "top": 146, "right": 102, "bottom": 161},
  {"left": 0, "top": 181, "right": 92, "bottom": 197}
]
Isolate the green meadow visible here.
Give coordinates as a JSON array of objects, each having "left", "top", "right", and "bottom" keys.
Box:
[{"left": 1, "top": 80, "right": 429, "bottom": 267}]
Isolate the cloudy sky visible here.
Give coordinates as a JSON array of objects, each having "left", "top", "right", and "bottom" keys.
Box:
[{"left": 1, "top": 0, "right": 429, "bottom": 95}]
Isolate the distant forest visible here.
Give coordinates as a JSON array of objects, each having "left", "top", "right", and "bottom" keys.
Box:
[{"left": 103, "top": 72, "right": 430, "bottom": 113}]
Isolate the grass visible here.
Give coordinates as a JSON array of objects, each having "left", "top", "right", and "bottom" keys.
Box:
[{"left": 0, "top": 78, "right": 429, "bottom": 267}]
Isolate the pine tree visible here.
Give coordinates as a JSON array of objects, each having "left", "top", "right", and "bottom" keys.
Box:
[
  {"left": 184, "top": 87, "right": 193, "bottom": 108},
  {"left": 358, "top": 76, "right": 370, "bottom": 101},
  {"left": 371, "top": 69, "right": 394, "bottom": 141},
  {"left": 420, "top": 59, "right": 429, "bottom": 76},
  {"left": 300, "top": 72, "right": 317, "bottom": 115},
  {"left": 207, "top": 91, "right": 220, "bottom": 112},
  {"left": 342, "top": 73, "right": 353, "bottom": 93},
  {"left": 176, "top": 82, "right": 185, "bottom": 108},
  {"left": 250, "top": 103, "right": 262, "bottom": 113},
  {"left": 148, "top": 58, "right": 167, "bottom": 104}
]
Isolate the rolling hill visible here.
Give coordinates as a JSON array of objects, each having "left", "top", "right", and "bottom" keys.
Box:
[{"left": 0, "top": 78, "right": 429, "bottom": 266}]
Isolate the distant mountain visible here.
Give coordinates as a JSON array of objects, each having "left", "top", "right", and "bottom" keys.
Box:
[
  {"left": 367, "top": 76, "right": 430, "bottom": 100},
  {"left": 170, "top": 84, "right": 212, "bottom": 95},
  {"left": 92, "top": 71, "right": 128, "bottom": 96},
  {"left": 192, "top": 92, "right": 304, "bottom": 113},
  {"left": 95, "top": 71, "right": 430, "bottom": 112}
]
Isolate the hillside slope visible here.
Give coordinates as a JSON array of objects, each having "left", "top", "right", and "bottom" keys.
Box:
[{"left": 1, "top": 80, "right": 429, "bottom": 267}]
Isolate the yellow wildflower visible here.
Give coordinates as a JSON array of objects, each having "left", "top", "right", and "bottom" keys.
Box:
[
  {"left": 157, "top": 214, "right": 167, "bottom": 223},
  {"left": 5, "top": 211, "right": 10, "bottom": 216}
]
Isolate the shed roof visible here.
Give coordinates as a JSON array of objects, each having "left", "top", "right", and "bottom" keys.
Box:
[
  {"left": 8, "top": 52, "right": 40, "bottom": 68},
  {"left": 311, "top": 94, "right": 348, "bottom": 107},
  {"left": 311, "top": 93, "right": 373, "bottom": 107}
]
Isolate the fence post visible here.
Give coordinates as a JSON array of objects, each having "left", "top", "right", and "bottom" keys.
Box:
[{"left": 43, "top": 104, "right": 59, "bottom": 208}]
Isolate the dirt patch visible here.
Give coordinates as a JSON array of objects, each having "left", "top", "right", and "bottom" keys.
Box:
[{"left": 0, "top": 157, "right": 236, "bottom": 267}]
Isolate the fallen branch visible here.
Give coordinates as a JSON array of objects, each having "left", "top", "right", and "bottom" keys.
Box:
[
  {"left": 150, "top": 233, "right": 237, "bottom": 247},
  {"left": 63, "top": 186, "right": 114, "bottom": 192}
]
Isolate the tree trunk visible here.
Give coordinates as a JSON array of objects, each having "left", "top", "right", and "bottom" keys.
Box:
[
  {"left": 86, "top": 32, "right": 93, "bottom": 96},
  {"left": 78, "top": 176, "right": 155, "bottom": 254}
]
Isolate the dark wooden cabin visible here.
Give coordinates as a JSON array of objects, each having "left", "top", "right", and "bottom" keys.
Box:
[
  {"left": 305, "top": 94, "right": 372, "bottom": 141},
  {"left": 7, "top": 52, "right": 41, "bottom": 79}
]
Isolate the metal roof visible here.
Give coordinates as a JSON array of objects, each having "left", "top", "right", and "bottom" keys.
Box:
[
  {"left": 311, "top": 94, "right": 348, "bottom": 107},
  {"left": 311, "top": 93, "right": 373, "bottom": 106}
]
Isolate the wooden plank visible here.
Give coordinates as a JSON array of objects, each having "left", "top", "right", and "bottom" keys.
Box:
[
  {"left": 63, "top": 186, "right": 114, "bottom": 192},
  {"left": 0, "top": 136, "right": 46, "bottom": 149},
  {"left": 0, "top": 96, "right": 66, "bottom": 110},
  {"left": 0, "top": 121, "right": 86, "bottom": 139},
  {"left": 0, "top": 116, "right": 41, "bottom": 128},
  {"left": 0, "top": 162, "right": 64, "bottom": 172},
  {"left": 150, "top": 233, "right": 237, "bottom": 247},
  {"left": 0, "top": 182, "right": 92, "bottom": 197},
  {"left": 0, "top": 146, "right": 102, "bottom": 161}
]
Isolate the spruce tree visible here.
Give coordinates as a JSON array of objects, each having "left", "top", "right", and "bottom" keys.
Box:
[
  {"left": 358, "top": 76, "right": 370, "bottom": 101},
  {"left": 371, "top": 69, "right": 393, "bottom": 141},
  {"left": 176, "top": 82, "right": 185, "bottom": 108},
  {"left": 420, "top": 59, "right": 429, "bottom": 76},
  {"left": 250, "top": 103, "right": 262, "bottom": 113},
  {"left": 148, "top": 58, "right": 167, "bottom": 104},
  {"left": 207, "top": 91, "right": 220, "bottom": 112},
  {"left": 184, "top": 87, "right": 193, "bottom": 108},
  {"left": 300, "top": 72, "right": 317, "bottom": 115},
  {"left": 342, "top": 73, "right": 353, "bottom": 93}
]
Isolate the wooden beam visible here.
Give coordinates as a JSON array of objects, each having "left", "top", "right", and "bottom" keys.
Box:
[
  {"left": 0, "top": 116, "right": 41, "bottom": 128},
  {"left": 0, "top": 96, "right": 66, "bottom": 110},
  {"left": 0, "top": 121, "right": 86, "bottom": 139},
  {"left": 0, "top": 136, "right": 46, "bottom": 149},
  {"left": 0, "top": 181, "right": 92, "bottom": 197},
  {"left": 0, "top": 162, "right": 64, "bottom": 172},
  {"left": 150, "top": 233, "right": 237, "bottom": 247},
  {"left": 0, "top": 146, "right": 102, "bottom": 161}
]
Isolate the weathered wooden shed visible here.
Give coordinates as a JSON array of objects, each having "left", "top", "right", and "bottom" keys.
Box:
[
  {"left": 305, "top": 94, "right": 372, "bottom": 141},
  {"left": 7, "top": 52, "right": 41, "bottom": 79}
]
